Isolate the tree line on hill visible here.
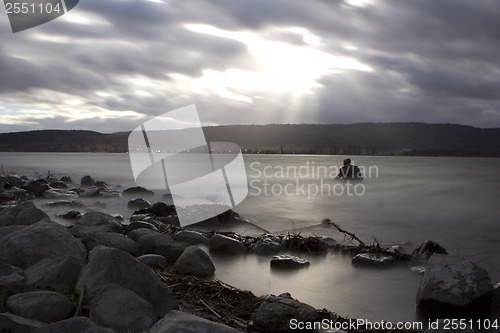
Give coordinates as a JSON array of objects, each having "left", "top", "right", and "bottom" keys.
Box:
[{"left": 0, "top": 123, "right": 499, "bottom": 157}]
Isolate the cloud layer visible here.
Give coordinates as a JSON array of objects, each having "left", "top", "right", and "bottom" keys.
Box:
[{"left": 1, "top": 0, "right": 500, "bottom": 132}]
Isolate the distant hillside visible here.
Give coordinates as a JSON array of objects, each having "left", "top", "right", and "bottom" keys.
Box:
[{"left": 1, "top": 123, "right": 500, "bottom": 156}]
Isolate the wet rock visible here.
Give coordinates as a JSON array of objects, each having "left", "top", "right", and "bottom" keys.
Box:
[
  {"left": 173, "top": 230, "right": 209, "bottom": 245},
  {"left": 60, "top": 175, "right": 73, "bottom": 183},
  {"left": 413, "top": 240, "right": 448, "bottom": 259},
  {"left": 159, "top": 215, "right": 181, "bottom": 227},
  {"left": 411, "top": 266, "right": 426, "bottom": 274},
  {"left": 137, "top": 254, "right": 168, "bottom": 269},
  {"left": 49, "top": 180, "right": 68, "bottom": 189},
  {"left": 130, "top": 213, "right": 149, "bottom": 222},
  {"left": 95, "top": 181, "right": 109, "bottom": 192},
  {"left": 42, "top": 189, "right": 79, "bottom": 200},
  {"left": 0, "top": 220, "right": 86, "bottom": 269},
  {"left": 173, "top": 246, "right": 215, "bottom": 278},
  {"left": 79, "top": 186, "right": 100, "bottom": 197},
  {"left": 80, "top": 175, "right": 96, "bottom": 187},
  {"left": 22, "top": 179, "right": 50, "bottom": 197},
  {"left": 251, "top": 235, "right": 283, "bottom": 255},
  {"left": 417, "top": 254, "right": 494, "bottom": 319},
  {"left": 128, "top": 198, "right": 152, "bottom": 210},
  {"left": 32, "top": 317, "right": 114, "bottom": 333},
  {"left": 128, "top": 227, "right": 159, "bottom": 241},
  {"left": 71, "top": 210, "right": 123, "bottom": 237},
  {"left": 149, "top": 310, "right": 241, "bottom": 333},
  {"left": 76, "top": 246, "right": 178, "bottom": 318},
  {"left": 0, "top": 187, "right": 28, "bottom": 201},
  {"left": 57, "top": 210, "right": 82, "bottom": 219},
  {"left": 25, "top": 256, "right": 85, "bottom": 293},
  {"left": 352, "top": 253, "right": 395, "bottom": 267},
  {"left": 90, "top": 283, "right": 156, "bottom": 333},
  {"left": 0, "top": 313, "right": 46, "bottom": 333},
  {"left": 0, "top": 202, "right": 49, "bottom": 227},
  {"left": 81, "top": 232, "right": 138, "bottom": 255},
  {"left": 122, "top": 186, "right": 155, "bottom": 198},
  {"left": 252, "top": 293, "right": 318, "bottom": 333},
  {"left": 128, "top": 221, "right": 159, "bottom": 233},
  {"left": 209, "top": 234, "right": 246, "bottom": 254},
  {"left": 7, "top": 291, "right": 74, "bottom": 323},
  {"left": 5, "top": 174, "right": 25, "bottom": 187},
  {"left": 270, "top": 255, "right": 310, "bottom": 269},
  {"left": 0, "top": 261, "right": 26, "bottom": 291},
  {"left": 317, "top": 236, "right": 337, "bottom": 248},
  {"left": 148, "top": 202, "right": 176, "bottom": 217}
]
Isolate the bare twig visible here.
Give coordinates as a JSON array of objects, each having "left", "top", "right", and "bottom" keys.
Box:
[{"left": 200, "top": 298, "right": 222, "bottom": 318}]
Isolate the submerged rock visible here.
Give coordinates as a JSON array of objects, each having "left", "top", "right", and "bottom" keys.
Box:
[
  {"left": 352, "top": 253, "right": 395, "bottom": 267},
  {"left": 209, "top": 234, "right": 246, "bottom": 254},
  {"left": 270, "top": 255, "right": 310, "bottom": 269},
  {"left": 149, "top": 310, "right": 241, "bottom": 333},
  {"left": 416, "top": 254, "right": 493, "bottom": 319}
]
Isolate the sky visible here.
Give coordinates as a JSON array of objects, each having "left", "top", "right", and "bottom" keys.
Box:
[{"left": 1, "top": 0, "right": 500, "bottom": 133}]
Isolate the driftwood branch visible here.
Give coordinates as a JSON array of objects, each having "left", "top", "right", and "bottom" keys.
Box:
[
  {"left": 326, "top": 221, "right": 365, "bottom": 247},
  {"left": 200, "top": 298, "right": 222, "bottom": 319}
]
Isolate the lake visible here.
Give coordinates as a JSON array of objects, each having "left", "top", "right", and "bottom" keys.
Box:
[{"left": 1, "top": 152, "right": 499, "bottom": 323}]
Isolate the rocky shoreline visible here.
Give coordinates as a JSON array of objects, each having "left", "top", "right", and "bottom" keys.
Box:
[{"left": 1, "top": 172, "right": 499, "bottom": 332}]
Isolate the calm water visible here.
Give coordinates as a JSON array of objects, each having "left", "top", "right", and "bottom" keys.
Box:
[{"left": 1, "top": 152, "right": 499, "bottom": 323}]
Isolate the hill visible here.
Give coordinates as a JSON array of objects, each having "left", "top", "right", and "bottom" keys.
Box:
[{"left": 1, "top": 123, "right": 500, "bottom": 156}]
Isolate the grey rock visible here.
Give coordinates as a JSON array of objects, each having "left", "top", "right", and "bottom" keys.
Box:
[
  {"left": 80, "top": 175, "right": 96, "bottom": 187},
  {"left": 77, "top": 246, "right": 178, "bottom": 318},
  {"left": 209, "top": 234, "right": 246, "bottom": 254},
  {"left": 149, "top": 310, "right": 241, "bottom": 333},
  {"left": 173, "top": 230, "right": 209, "bottom": 245},
  {"left": 128, "top": 227, "right": 159, "bottom": 241},
  {"left": 317, "top": 236, "right": 337, "bottom": 248},
  {"left": 7, "top": 291, "right": 74, "bottom": 323},
  {"left": 0, "top": 261, "right": 26, "bottom": 290},
  {"left": 81, "top": 232, "right": 138, "bottom": 255},
  {"left": 57, "top": 210, "right": 82, "bottom": 219},
  {"left": 147, "top": 202, "right": 176, "bottom": 217},
  {"left": 136, "top": 233, "right": 190, "bottom": 263},
  {"left": 32, "top": 316, "right": 114, "bottom": 333},
  {"left": 270, "top": 255, "right": 310, "bottom": 269},
  {"left": 60, "top": 176, "right": 73, "bottom": 183},
  {"left": 159, "top": 216, "right": 180, "bottom": 227},
  {"left": 352, "top": 253, "right": 395, "bottom": 266},
  {"left": 0, "top": 202, "right": 49, "bottom": 227},
  {"left": 79, "top": 186, "right": 100, "bottom": 197},
  {"left": 42, "top": 189, "right": 78, "bottom": 200},
  {"left": 22, "top": 179, "right": 50, "bottom": 197},
  {"left": 122, "top": 186, "right": 155, "bottom": 198},
  {"left": 0, "top": 224, "right": 26, "bottom": 241},
  {"left": 95, "top": 181, "right": 109, "bottom": 192},
  {"left": 0, "top": 313, "right": 46, "bottom": 333},
  {"left": 417, "top": 254, "right": 494, "bottom": 319},
  {"left": 49, "top": 180, "right": 68, "bottom": 189},
  {"left": 128, "top": 198, "right": 152, "bottom": 210},
  {"left": 252, "top": 293, "right": 318, "bottom": 333},
  {"left": 137, "top": 254, "right": 168, "bottom": 269},
  {"left": 0, "top": 220, "right": 86, "bottom": 269},
  {"left": 173, "top": 246, "right": 215, "bottom": 278},
  {"left": 128, "top": 221, "right": 159, "bottom": 233},
  {"left": 71, "top": 210, "right": 123, "bottom": 237},
  {"left": 90, "top": 283, "right": 156, "bottom": 333},
  {"left": 25, "top": 256, "right": 84, "bottom": 293},
  {"left": 0, "top": 187, "right": 28, "bottom": 201},
  {"left": 252, "top": 236, "right": 283, "bottom": 255}
]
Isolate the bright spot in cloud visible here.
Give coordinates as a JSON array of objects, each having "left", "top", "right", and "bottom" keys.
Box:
[{"left": 345, "top": 0, "right": 377, "bottom": 8}]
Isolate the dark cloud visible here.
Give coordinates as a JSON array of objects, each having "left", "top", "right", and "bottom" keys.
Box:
[{"left": 1, "top": 0, "right": 500, "bottom": 132}]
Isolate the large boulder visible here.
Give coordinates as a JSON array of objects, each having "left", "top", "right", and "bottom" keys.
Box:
[
  {"left": 6, "top": 291, "right": 74, "bottom": 323},
  {"left": 173, "top": 246, "right": 215, "bottom": 278},
  {"left": 149, "top": 310, "right": 241, "bottom": 333},
  {"left": 128, "top": 198, "right": 152, "bottom": 210},
  {"left": 416, "top": 254, "right": 494, "bottom": 319},
  {"left": 90, "top": 283, "right": 156, "bottom": 333},
  {"left": 137, "top": 254, "right": 168, "bottom": 269},
  {"left": 0, "top": 202, "right": 49, "bottom": 227},
  {"left": 71, "top": 210, "right": 123, "bottom": 237},
  {"left": 0, "top": 225, "right": 26, "bottom": 241},
  {"left": 25, "top": 256, "right": 85, "bottom": 293},
  {"left": 76, "top": 246, "right": 178, "bottom": 318},
  {"left": 252, "top": 293, "right": 318, "bottom": 333},
  {"left": 32, "top": 317, "right": 114, "bottom": 333},
  {"left": 128, "top": 227, "right": 159, "bottom": 241},
  {"left": 0, "top": 220, "right": 86, "bottom": 269},
  {"left": 22, "top": 179, "right": 50, "bottom": 197},
  {"left": 209, "top": 234, "right": 246, "bottom": 254},
  {"left": 173, "top": 230, "right": 209, "bottom": 245},
  {"left": 81, "top": 232, "right": 138, "bottom": 255},
  {"left": 0, "top": 261, "right": 26, "bottom": 291},
  {"left": 0, "top": 313, "right": 45, "bottom": 333}
]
